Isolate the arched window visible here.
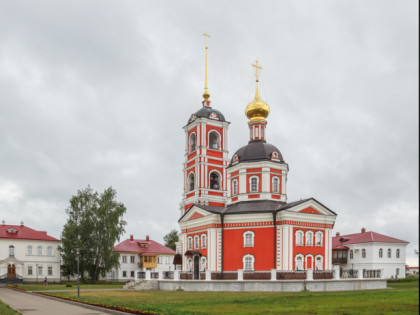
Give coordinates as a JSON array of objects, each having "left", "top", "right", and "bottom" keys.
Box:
[
  {"left": 201, "top": 234, "right": 207, "bottom": 249},
  {"left": 188, "top": 237, "right": 193, "bottom": 250},
  {"left": 232, "top": 179, "right": 238, "bottom": 196},
  {"left": 272, "top": 177, "right": 279, "bottom": 193},
  {"left": 315, "top": 256, "right": 323, "bottom": 270},
  {"left": 379, "top": 248, "right": 383, "bottom": 258},
  {"left": 47, "top": 247, "right": 53, "bottom": 256},
  {"left": 243, "top": 231, "right": 254, "bottom": 247},
  {"left": 194, "top": 235, "right": 200, "bottom": 249},
  {"left": 209, "top": 132, "right": 219, "bottom": 149},
  {"left": 9, "top": 246, "right": 14, "bottom": 256},
  {"left": 210, "top": 172, "right": 220, "bottom": 190},
  {"left": 27, "top": 246, "right": 33, "bottom": 255},
  {"left": 189, "top": 133, "right": 196, "bottom": 152},
  {"left": 250, "top": 176, "right": 258, "bottom": 192},
  {"left": 295, "top": 231, "right": 304, "bottom": 246},
  {"left": 315, "top": 231, "right": 323, "bottom": 245},
  {"left": 201, "top": 257, "right": 207, "bottom": 271},
  {"left": 387, "top": 248, "right": 391, "bottom": 258},
  {"left": 305, "top": 231, "right": 314, "bottom": 246},
  {"left": 188, "top": 173, "right": 195, "bottom": 191},
  {"left": 362, "top": 249, "right": 366, "bottom": 258},
  {"left": 243, "top": 255, "right": 254, "bottom": 271},
  {"left": 396, "top": 249, "right": 400, "bottom": 258},
  {"left": 295, "top": 255, "right": 304, "bottom": 270},
  {"left": 350, "top": 250, "right": 353, "bottom": 259},
  {"left": 37, "top": 246, "right": 42, "bottom": 256}
]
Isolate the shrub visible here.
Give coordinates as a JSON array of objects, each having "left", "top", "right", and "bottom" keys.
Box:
[{"left": 65, "top": 283, "right": 73, "bottom": 287}]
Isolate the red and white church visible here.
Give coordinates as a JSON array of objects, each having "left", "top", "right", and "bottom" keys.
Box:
[{"left": 178, "top": 45, "right": 337, "bottom": 278}]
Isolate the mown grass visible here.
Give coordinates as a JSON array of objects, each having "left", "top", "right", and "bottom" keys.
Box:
[
  {"left": 17, "top": 282, "right": 125, "bottom": 291},
  {"left": 37, "top": 279, "right": 419, "bottom": 315},
  {"left": 0, "top": 300, "right": 20, "bottom": 315}
]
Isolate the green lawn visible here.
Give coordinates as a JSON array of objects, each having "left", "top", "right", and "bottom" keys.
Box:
[
  {"left": 0, "top": 300, "right": 20, "bottom": 315},
  {"left": 31, "top": 279, "right": 419, "bottom": 315}
]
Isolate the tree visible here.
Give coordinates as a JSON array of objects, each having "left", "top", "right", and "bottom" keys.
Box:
[
  {"left": 60, "top": 186, "right": 127, "bottom": 281},
  {"left": 163, "top": 229, "right": 179, "bottom": 251}
]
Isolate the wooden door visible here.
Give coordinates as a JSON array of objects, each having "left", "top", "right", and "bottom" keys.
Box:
[{"left": 7, "top": 264, "right": 16, "bottom": 278}]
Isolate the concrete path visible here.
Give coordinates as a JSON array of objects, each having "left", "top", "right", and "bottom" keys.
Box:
[{"left": 0, "top": 287, "right": 124, "bottom": 315}]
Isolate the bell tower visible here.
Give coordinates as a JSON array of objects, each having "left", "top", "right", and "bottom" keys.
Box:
[{"left": 180, "top": 34, "right": 230, "bottom": 216}]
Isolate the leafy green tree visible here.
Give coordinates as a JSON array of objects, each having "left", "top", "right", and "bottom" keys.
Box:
[
  {"left": 163, "top": 229, "right": 179, "bottom": 251},
  {"left": 60, "top": 186, "right": 127, "bottom": 281}
]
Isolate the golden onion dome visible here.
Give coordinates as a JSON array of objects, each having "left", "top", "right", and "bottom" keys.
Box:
[{"left": 245, "top": 81, "right": 270, "bottom": 122}]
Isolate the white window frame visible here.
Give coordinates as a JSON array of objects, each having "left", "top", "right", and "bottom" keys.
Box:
[
  {"left": 27, "top": 246, "right": 33, "bottom": 255},
  {"left": 350, "top": 250, "right": 353, "bottom": 259},
  {"left": 272, "top": 176, "right": 279, "bottom": 193},
  {"left": 130, "top": 255, "right": 135, "bottom": 264},
  {"left": 250, "top": 176, "right": 259, "bottom": 193},
  {"left": 243, "top": 254, "right": 255, "bottom": 271},
  {"left": 315, "top": 255, "right": 323, "bottom": 270},
  {"left": 38, "top": 266, "right": 43, "bottom": 276},
  {"left": 187, "top": 258, "right": 192, "bottom": 271},
  {"left": 295, "top": 230, "right": 304, "bottom": 246},
  {"left": 47, "top": 246, "right": 53, "bottom": 256},
  {"left": 396, "top": 249, "right": 400, "bottom": 259},
  {"left": 9, "top": 245, "right": 14, "bottom": 256},
  {"left": 37, "top": 246, "right": 42, "bottom": 256},
  {"left": 305, "top": 231, "right": 314, "bottom": 246},
  {"left": 122, "top": 255, "right": 127, "bottom": 263},
  {"left": 28, "top": 265, "right": 33, "bottom": 275},
  {"left": 315, "top": 231, "right": 323, "bottom": 246},
  {"left": 387, "top": 248, "right": 391, "bottom": 258},
  {"left": 243, "top": 231, "right": 255, "bottom": 247},
  {"left": 295, "top": 255, "right": 304, "bottom": 270},
  {"left": 201, "top": 234, "right": 207, "bottom": 249},
  {"left": 362, "top": 249, "right": 366, "bottom": 258},
  {"left": 209, "top": 171, "right": 222, "bottom": 190},
  {"left": 194, "top": 235, "right": 200, "bottom": 249},
  {"left": 208, "top": 131, "right": 220, "bottom": 150},
  {"left": 188, "top": 172, "right": 195, "bottom": 191},
  {"left": 48, "top": 266, "right": 53, "bottom": 276},
  {"left": 188, "top": 236, "right": 193, "bottom": 250},
  {"left": 232, "top": 179, "right": 238, "bottom": 196},
  {"left": 189, "top": 132, "right": 197, "bottom": 152},
  {"left": 201, "top": 257, "right": 207, "bottom": 271}
]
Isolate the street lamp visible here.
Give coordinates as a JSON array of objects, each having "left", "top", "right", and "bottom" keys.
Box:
[
  {"left": 76, "top": 248, "right": 80, "bottom": 298},
  {"left": 36, "top": 264, "right": 38, "bottom": 283}
]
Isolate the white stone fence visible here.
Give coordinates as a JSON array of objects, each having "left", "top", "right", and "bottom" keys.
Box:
[{"left": 133, "top": 267, "right": 383, "bottom": 282}]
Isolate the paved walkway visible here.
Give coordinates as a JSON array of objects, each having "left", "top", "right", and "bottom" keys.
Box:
[{"left": 0, "top": 287, "right": 123, "bottom": 315}]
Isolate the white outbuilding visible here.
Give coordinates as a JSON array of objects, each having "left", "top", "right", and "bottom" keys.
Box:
[
  {"left": 0, "top": 222, "right": 61, "bottom": 283},
  {"left": 332, "top": 228, "right": 409, "bottom": 279}
]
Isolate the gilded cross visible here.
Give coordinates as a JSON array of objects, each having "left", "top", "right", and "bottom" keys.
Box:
[{"left": 252, "top": 60, "right": 262, "bottom": 82}]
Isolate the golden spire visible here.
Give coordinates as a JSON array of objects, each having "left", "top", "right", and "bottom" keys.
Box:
[
  {"left": 245, "top": 60, "right": 270, "bottom": 122},
  {"left": 202, "top": 32, "right": 211, "bottom": 102}
]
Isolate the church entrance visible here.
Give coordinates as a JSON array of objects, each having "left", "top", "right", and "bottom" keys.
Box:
[
  {"left": 193, "top": 256, "right": 200, "bottom": 280},
  {"left": 7, "top": 264, "right": 16, "bottom": 278}
]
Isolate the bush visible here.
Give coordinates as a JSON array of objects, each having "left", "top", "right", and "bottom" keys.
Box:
[{"left": 65, "top": 283, "right": 73, "bottom": 287}]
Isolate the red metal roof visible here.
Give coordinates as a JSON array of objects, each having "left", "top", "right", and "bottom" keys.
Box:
[
  {"left": 0, "top": 224, "right": 60, "bottom": 242},
  {"left": 113, "top": 238, "right": 175, "bottom": 255},
  {"left": 332, "top": 231, "right": 408, "bottom": 246}
]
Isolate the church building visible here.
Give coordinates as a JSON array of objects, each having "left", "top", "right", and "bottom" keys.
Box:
[{"left": 178, "top": 35, "right": 337, "bottom": 278}]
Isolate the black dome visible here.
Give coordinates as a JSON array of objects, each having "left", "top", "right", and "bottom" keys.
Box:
[
  {"left": 229, "top": 140, "right": 284, "bottom": 165},
  {"left": 188, "top": 106, "right": 226, "bottom": 124}
]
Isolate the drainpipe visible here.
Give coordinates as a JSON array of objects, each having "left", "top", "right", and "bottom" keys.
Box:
[
  {"left": 273, "top": 211, "right": 277, "bottom": 270},
  {"left": 220, "top": 214, "right": 224, "bottom": 280}
]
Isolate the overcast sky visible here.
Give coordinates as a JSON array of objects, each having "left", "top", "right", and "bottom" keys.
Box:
[{"left": 0, "top": 1, "right": 418, "bottom": 266}]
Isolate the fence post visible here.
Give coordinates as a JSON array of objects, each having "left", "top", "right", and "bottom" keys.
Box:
[
  {"left": 237, "top": 269, "right": 243, "bottom": 281},
  {"left": 306, "top": 269, "right": 313, "bottom": 281},
  {"left": 333, "top": 265, "right": 340, "bottom": 280},
  {"left": 271, "top": 269, "right": 277, "bottom": 281},
  {"left": 174, "top": 270, "right": 180, "bottom": 281},
  {"left": 158, "top": 271, "right": 163, "bottom": 280},
  {"left": 145, "top": 270, "right": 151, "bottom": 280},
  {"left": 358, "top": 269, "right": 364, "bottom": 279},
  {"left": 205, "top": 270, "right": 211, "bottom": 281}
]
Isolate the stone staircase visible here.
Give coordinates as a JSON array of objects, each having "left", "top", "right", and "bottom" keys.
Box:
[
  {"left": 124, "top": 279, "right": 159, "bottom": 290},
  {"left": 0, "top": 278, "right": 23, "bottom": 285}
]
